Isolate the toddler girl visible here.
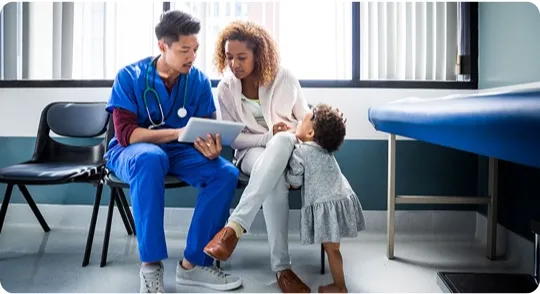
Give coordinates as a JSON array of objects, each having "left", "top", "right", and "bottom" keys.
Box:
[{"left": 286, "top": 103, "right": 365, "bottom": 293}]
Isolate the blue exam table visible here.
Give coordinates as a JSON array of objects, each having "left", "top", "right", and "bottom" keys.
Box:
[{"left": 368, "top": 88, "right": 540, "bottom": 293}]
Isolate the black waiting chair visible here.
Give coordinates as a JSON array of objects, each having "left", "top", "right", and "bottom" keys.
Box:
[
  {"left": 0, "top": 101, "right": 133, "bottom": 268},
  {"left": 100, "top": 106, "right": 325, "bottom": 274},
  {"left": 99, "top": 119, "right": 189, "bottom": 267}
]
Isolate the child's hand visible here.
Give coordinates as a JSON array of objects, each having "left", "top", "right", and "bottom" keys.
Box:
[
  {"left": 273, "top": 122, "right": 291, "bottom": 135},
  {"left": 335, "top": 108, "right": 347, "bottom": 124}
]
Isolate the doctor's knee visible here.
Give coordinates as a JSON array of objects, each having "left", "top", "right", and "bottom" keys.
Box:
[
  {"left": 128, "top": 144, "right": 169, "bottom": 175},
  {"left": 214, "top": 161, "right": 240, "bottom": 184}
]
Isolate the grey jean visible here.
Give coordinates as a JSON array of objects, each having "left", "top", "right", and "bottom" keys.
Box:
[{"left": 229, "top": 132, "right": 297, "bottom": 272}]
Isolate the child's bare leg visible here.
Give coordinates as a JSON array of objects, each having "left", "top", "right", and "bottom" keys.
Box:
[{"left": 318, "top": 242, "right": 348, "bottom": 293}]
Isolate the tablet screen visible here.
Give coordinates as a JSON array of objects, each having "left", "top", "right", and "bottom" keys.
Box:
[{"left": 178, "top": 117, "right": 246, "bottom": 146}]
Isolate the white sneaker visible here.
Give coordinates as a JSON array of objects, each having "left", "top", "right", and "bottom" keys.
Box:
[
  {"left": 175, "top": 261, "right": 242, "bottom": 291},
  {"left": 140, "top": 262, "right": 165, "bottom": 293}
]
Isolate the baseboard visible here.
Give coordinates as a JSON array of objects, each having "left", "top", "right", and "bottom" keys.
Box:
[
  {"left": 3, "top": 203, "right": 479, "bottom": 238},
  {"left": 475, "top": 212, "right": 534, "bottom": 273}
]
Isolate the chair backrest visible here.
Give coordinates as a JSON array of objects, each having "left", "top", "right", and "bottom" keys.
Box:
[
  {"left": 104, "top": 116, "right": 115, "bottom": 153},
  {"left": 31, "top": 102, "right": 111, "bottom": 165}
]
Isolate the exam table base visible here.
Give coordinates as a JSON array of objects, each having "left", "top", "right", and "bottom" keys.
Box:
[
  {"left": 437, "top": 220, "right": 540, "bottom": 293},
  {"left": 436, "top": 272, "right": 538, "bottom": 293}
]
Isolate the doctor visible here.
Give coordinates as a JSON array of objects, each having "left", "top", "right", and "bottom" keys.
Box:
[{"left": 104, "top": 10, "right": 242, "bottom": 293}]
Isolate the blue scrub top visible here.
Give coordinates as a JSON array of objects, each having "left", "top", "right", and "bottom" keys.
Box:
[{"left": 105, "top": 56, "right": 216, "bottom": 153}]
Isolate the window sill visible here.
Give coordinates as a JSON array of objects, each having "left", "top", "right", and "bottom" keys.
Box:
[{"left": 0, "top": 79, "right": 478, "bottom": 90}]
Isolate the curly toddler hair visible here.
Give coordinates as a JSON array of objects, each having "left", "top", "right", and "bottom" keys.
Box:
[
  {"left": 312, "top": 104, "right": 346, "bottom": 153},
  {"left": 213, "top": 20, "right": 280, "bottom": 87}
]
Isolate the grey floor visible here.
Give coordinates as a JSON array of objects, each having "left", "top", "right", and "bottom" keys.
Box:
[{"left": 0, "top": 222, "right": 528, "bottom": 293}]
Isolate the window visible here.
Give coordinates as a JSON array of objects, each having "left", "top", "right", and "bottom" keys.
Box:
[
  {"left": 0, "top": 1, "right": 163, "bottom": 80},
  {"left": 170, "top": 1, "right": 351, "bottom": 80},
  {"left": 0, "top": 2, "right": 24, "bottom": 80},
  {"left": 0, "top": 1, "right": 477, "bottom": 88},
  {"left": 359, "top": 2, "right": 471, "bottom": 82}
]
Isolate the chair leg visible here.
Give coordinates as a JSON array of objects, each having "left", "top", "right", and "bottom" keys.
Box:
[
  {"left": 82, "top": 182, "right": 104, "bottom": 267},
  {"left": 216, "top": 260, "right": 221, "bottom": 269},
  {"left": 320, "top": 243, "right": 325, "bottom": 275},
  {"left": 0, "top": 184, "right": 14, "bottom": 234},
  {"left": 535, "top": 232, "right": 539, "bottom": 284},
  {"left": 113, "top": 189, "right": 133, "bottom": 236},
  {"left": 387, "top": 134, "right": 396, "bottom": 259},
  {"left": 17, "top": 184, "right": 50, "bottom": 232},
  {"left": 100, "top": 189, "right": 116, "bottom": 267},
  {"left": 117, "top": 188, "right": 136, "bottom": 235}
]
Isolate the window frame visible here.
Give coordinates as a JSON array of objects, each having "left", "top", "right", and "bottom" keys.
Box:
[{"left": 0, "top": 2, "right": 478, "bottom": 89}]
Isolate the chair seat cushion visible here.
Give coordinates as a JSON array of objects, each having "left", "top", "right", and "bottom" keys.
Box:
[
  {"left": 0, "top": 163, "right": 101, "bottom": 184},
  {"left": 238, "top": 172, "right": 250, "bottom": 187},
  {"left": 106, "top": 172, "right": 186, "bottom": 188}
]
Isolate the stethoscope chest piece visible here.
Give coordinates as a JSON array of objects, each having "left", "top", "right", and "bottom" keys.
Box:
[
  {"left": 144, "top": 55, "right": 190, "bottom": 128},
  {"left": 177, "top": 107, "right": 187, "bottom": 118}
]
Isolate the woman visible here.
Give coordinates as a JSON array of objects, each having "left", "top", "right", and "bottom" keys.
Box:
[{"left": 203, "top": 21, "right": 311, "bottom": 293}]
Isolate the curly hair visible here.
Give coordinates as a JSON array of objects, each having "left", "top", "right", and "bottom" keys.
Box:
[
  {"left": 213, "top": 20, "right": 280, "bottom": 87},
  {"left": 312, "top": 104, "right": 346, "bottom": 153}
]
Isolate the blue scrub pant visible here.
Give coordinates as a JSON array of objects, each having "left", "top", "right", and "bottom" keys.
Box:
[{"left": 106, "top": 142, "right": 239, "bottom": 266}]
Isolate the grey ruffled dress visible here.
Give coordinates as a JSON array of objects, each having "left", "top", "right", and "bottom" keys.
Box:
[{"left": 286, "top": 141, "right": 366, "bottom": 245}]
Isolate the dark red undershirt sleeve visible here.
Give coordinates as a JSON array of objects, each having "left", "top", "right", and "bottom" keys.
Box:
[
  {"left": 112, "top": 77, "right": 177, "bottom": 147},
  {"left": 162, "top": 77, "right": 173, "bottom": 94},
  {"left": 113, "top": 108, "right": 139, "bottom": 147}
]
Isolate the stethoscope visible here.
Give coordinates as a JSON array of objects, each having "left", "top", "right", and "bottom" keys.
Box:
[{"left": 142, "top": 55, "right": 189, "bottom": 129}]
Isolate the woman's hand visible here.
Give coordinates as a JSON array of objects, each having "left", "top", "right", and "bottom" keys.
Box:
[
  {"left": 195, "top": 133, "right": 223, "bottom": 160},
  {"left": 273, "top": 122, "right": 291, "bottom": 135}
]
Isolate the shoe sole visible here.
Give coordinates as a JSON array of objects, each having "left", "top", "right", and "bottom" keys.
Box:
[
  {"left": 203, "top": 249, "right": 230, "bottom": 262},
  {"left": 175, "top": 276, "right": 243, "bottom": 291}
]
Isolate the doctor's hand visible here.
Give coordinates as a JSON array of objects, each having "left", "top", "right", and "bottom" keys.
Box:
[{"left": 195, "top": 133, "right": 222, "bottom": 160}]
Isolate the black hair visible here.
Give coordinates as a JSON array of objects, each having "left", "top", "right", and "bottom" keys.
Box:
[
  {"left": 155, "top": 10, "right": 201, "bottom": 45},
  {"left": 311, "top": 104, "right": 346, "bottom": 153}
]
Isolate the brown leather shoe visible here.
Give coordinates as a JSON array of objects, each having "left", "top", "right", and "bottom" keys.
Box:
[
  {"left": 276, "top": 269, "right": 311, "bottom": 293},
  {"left": 203, "top": 227, "right": 239, "bottom": 261}
]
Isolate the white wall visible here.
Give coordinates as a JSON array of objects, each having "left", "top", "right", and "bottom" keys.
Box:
[{"left": 0, "top": 87, "right": 476, "bottom": 139}]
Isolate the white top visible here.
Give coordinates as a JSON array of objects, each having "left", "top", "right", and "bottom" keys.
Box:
[
  {"left": 241, "top": 94, "right": 268, "bottom": 129},
  {"left": 217, "top": 66, "right": 310, "bottom": 162}
]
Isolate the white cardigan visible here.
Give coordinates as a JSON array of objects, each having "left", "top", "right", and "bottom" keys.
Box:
[{"left": 217, "top": 66, "right": 310, "bottom": 163}]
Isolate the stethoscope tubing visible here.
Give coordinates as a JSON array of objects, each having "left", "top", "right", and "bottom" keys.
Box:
[{"left": 143, "top": 55, "right": 188, "bottom": 129}]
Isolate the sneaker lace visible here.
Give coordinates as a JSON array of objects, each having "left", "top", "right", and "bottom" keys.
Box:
[
  {"left": 204, "top": 265, "right": 230, "bottom": 279},
  {"left": 143, "top": 269, "right": 164, "bottom": 293}
]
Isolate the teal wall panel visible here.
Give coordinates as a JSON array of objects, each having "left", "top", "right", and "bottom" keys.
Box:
[
  {"left": 477, "top": 1, "right": 540, "bottom": 241},
  {"left": 0, "top": 137, "right": 479, "bottom": 211}
]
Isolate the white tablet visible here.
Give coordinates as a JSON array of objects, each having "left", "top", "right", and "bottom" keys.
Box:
[{"left": 178, "top": 117, "right": 246, "bottom": 146}]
